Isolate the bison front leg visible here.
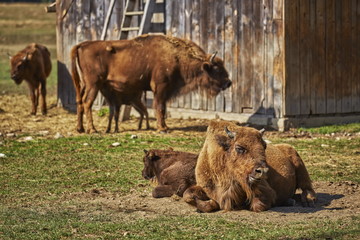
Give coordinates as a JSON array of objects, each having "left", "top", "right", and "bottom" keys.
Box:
[
  {"left": 183, "top": 186, "right": 220, "bottom": 213},
  {"left": 28, "top": 86, "right": 37, "bottom": 115},
  {"left": 39, "top": 81, "right": 47, "bottom": 115},
  {"left": 113, "top": 104, "right": 121, "bottom": 133},
  {"left": 153, "top": 98, "right": 168, "bottom": 132}
]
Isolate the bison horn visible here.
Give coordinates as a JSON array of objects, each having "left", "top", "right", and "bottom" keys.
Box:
[
  {"left": 7, "top": 52, "right": 12, "bottom": 60},
  {"left": 210, "top": 51, "right": 217, "bottom": 64},
  {"left": 259, "top": 128, "right": 265, "bottom": 136},
  {"left": 224, "top": 126, "right": 235, "bottom": 139},
  {"left": 22, "top": 53, "right": 29, "bottom": 61},
  {"left": 143, "top": 149, "right": 148, "bottom": 154}
]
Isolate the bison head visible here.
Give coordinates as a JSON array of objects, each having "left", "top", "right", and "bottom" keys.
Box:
[
  {"left": 142, "top": 149, "right": 160, "bottom": 180},
  {"left": 201, "top": 52, "right": 232, "bottom": 96},
  {"left": 215, "top": 126, "right": 268, "bottom": 186},
  {"left": 9, "top": 52, "right": 30, "bottom": 84}
]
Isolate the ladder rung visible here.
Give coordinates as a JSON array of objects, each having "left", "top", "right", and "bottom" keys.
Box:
[
  {"left": 125, "top": 11, "right": 144, "bottom": 16},
  {"left": 121, "top": 27, "right": 140, "bottom": 31}
]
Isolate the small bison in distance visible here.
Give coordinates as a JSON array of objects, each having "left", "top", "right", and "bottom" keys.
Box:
[
  {"left": 71, "top": 34, "right": 231, "bottom": 133},
  {"left": 9, "top": 43, "right": 51, "bottom": 115},
  {"left": 142, "top": 148, "right": 197, "bottom": 198},
  {"left": 183, "top": 120, "right": 316, "bottom": 212}
]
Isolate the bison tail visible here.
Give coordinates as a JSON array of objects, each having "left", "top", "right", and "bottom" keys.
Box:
[{"left": 71, "top": 45, "right": 84, "bottom": 105}]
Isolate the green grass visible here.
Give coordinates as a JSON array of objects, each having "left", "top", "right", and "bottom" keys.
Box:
[
  {"left": 1, "top": 207, "right": 359, "bottom": 239},
  {"left": 298, "top": 123, "right": 360, "bottom": 134}
]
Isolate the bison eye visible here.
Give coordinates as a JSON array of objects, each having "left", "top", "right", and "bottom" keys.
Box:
[{"left": 235, "top": 145, "right": 247, "bottom": 154}]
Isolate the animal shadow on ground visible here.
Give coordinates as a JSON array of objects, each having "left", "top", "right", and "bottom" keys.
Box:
[
  {"left": 171, "top": 125, "right": 208, "bottom": 132},
  {"left": 270, "top": 193, "right": 345, "bottom": 213}
]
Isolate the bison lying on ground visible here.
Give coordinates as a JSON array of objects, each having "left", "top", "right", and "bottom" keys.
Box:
[
  {"left": 71, "top": 34, "right": 231, "bottom": 133},
  {"left": 142, "top": 148, "right": 197, "bottom": 198},
  {"left": 9, "top": 43, "right": 51, "bottom": 115},
  {"left": 183, "top": 120, "right": 316, "bottom": 212}
]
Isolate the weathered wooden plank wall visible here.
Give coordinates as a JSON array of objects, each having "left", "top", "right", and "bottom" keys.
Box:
[
  {"left": 56, "top": 0, "right": 360, "bottom": 120},
  {"left": 166, "top": 0, "right": 284, "bottom": 117},
  {"left": 284, "top": 0, "right": 360, "bottom": 116}
]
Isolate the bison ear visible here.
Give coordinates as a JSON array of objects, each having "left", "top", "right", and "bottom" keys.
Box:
[
  {"left": 148, "top": 151, "right": 160, "bottom": 161},
  {"left": 215, "top": 135, "right": 231, "bottom": 151}
]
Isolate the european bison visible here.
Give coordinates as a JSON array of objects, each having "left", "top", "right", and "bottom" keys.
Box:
[
  {"left": 183, "top": 120, "right": 316, "bottom": 212},
  {"left": 9, "top": 43, "right": 51, "bottom": 115},
  {"left": 101, "top": 88, "right": 149, "bottom": 133},
  {"left": 142, "top": 148, "right": 197, "bottom": 198},
  {"left": 71, "top": 34, "right": 231, "bottom": 133}
]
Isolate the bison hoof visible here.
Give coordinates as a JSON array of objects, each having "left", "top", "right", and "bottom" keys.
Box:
[{"left": 77, "top": 128, "right": 85, "bottom": 133}]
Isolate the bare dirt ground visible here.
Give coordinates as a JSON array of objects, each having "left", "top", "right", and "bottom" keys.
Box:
[
  {"left": 1, "top": 94, "right": 360, "bottom": 224},
  {"left": 63, "top": 180, "right": 360, "bottom": 224}
]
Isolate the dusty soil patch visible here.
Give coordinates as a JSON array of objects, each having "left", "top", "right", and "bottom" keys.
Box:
[
  {"left": 0, "top": 95, "right": 210, "bottom": 138},
  {"left": 60, "top": 180, "right": 360, "bottom": 223}
]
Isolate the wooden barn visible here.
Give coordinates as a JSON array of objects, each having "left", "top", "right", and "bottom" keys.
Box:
[{"left": 55, "top": 0, "right": 360, "bottom": 130}]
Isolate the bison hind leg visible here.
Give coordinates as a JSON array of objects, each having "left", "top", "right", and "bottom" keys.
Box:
[
  {"left": 152, "top": 185, "right": 175, "bottom": 198},
  {"left": 301, "top": 188, "right": 317, "bottom": 207}
]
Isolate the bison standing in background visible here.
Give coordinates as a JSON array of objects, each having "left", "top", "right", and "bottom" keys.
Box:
[
  {"left": 183, "top": 120, "right": 316, "bottom": 212},
  {"left": 142, "top": 148, "right": 197, "bottom": 198},
  {"left": 71, "top": 34, "right": 231, "bottom": 133},
  {"left": 9, "top": 43, "right": 51, "bottom": 115}
]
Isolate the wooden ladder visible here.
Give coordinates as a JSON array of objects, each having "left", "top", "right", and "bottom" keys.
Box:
[
  {"left": 118, "top": 0, "right": 157, "bottom": 121},
  {"left": 119, "top": 0, "right": 154, "bottom": 40}
]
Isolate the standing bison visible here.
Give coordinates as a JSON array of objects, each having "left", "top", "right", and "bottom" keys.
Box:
[
  {"left": 9, "top": 43, "right": 51, "bottom": 115},
  {"left": 183, "top": 120, "right": 316, "bottom": 212},
  {"left": 71, "top": 34, "right": 231, "bottom": 133}
]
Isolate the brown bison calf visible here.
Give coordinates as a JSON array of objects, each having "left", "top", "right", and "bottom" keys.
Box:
[
  {"left": 142, "top": 148, "right": 197, "bottom": 198},
  {"left": 183, "top": 120, "right": 316, "bottom": 212},
  {"left": 9, "top": 43, "right": 51, "bottom": 115}
]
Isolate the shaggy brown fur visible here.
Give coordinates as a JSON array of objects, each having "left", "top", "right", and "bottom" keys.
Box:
[
  {"left": 142, "top": 148, "right": 197, "bottom": 198},
  {"left": 71, "top": 34, "right": 231, "bottom": 133},
  {"left": 9, "top": 43, "right": 51, "bottom": 115},
  {"left": 183, "top": 120, "right": 316, "bottom": 212}
]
